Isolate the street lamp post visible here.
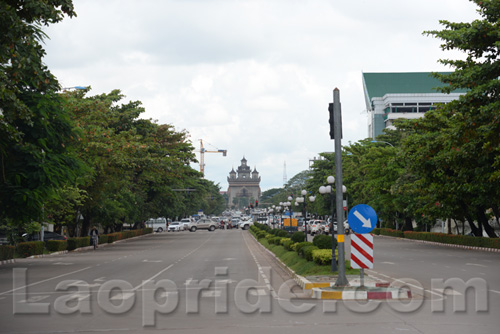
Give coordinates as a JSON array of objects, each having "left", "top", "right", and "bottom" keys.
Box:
[
  {"left": 319, "top": 179, "right": 337, "bottom": 272},
  {"left": 319, "top": 176, "right": 347, "bottom": 273}
]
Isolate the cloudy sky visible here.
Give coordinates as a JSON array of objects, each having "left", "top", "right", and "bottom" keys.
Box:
[{"left": 43, "top": 0, "right": 479, "bottom": 191}]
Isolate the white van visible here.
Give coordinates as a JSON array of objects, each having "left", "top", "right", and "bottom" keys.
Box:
[{"left": 146, "top": 218, "right": 167, "bottom": 232}]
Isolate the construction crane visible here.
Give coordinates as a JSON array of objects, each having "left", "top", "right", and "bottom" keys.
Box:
[{"left": 197, "top": 139, "right": 227, "bottom": 177}]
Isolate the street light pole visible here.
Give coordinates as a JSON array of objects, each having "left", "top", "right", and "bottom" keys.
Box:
[{"left": 319, "top": 183, "right": 337, "bottom": 272}]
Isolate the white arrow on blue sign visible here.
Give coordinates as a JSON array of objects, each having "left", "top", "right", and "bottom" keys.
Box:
[{"left": 347, "top": 204, "right": 377, "bottom": 234}]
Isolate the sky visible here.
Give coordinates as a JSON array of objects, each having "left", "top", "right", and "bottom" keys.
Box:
[{"left": 42, "top": 0, "right": 480, "bottom": 192}]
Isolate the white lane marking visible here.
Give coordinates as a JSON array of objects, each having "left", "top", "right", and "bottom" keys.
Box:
[
  {"left": 367, "top": 269, "right": 443, "bottom": 297},
  {"left": 249, "top": 289, "right": 267, "bottom": 296},
  {"left": 433, "top": 288, "right": 462, "bottom": 296},
  {"left": 0, "top": 267, "right": 91, "bottom": 296},
  {"left": 110, "top": 292, "right": 135, "bottom": 301},
  {"left": 465, "top": 263, "right": 488, "bottom": 268},
  {"left": 133, "top": 233, "right": 215, "bottom": 292},
  {"left": 18, "top": 295, "right": 51, "bottom": 303},
  {"left": 490, "top": 290, "right": 500, "bottom": 295},
  {"left": 142, "top": 259, "right": 162, "bottom": 263},
  {"left": 202, "top": 290, "right": 221, "bottom": 297}
]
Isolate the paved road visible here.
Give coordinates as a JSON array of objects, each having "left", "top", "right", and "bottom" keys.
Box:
[{"left": 0, "top": 230, "right": 498, "bottom": 333}]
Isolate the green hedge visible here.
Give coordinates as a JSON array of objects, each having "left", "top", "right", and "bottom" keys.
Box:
[
  {"left": 282, "top": 239, "right": 295, "bottom": 251},
  {"left": 16, "top": 241, "right": 44, "bottom": 258},
  {"left": 67, "top": 236, "right": 90, "bottom": 251},
  {"left": 313, "top": 234, "right": 335, "bottom": 249},
  {"left": 404, "top": 231, "right": 500, "bottom": 248},
  {"left": 291, "top": 232, "right": 305, "bottom": 243},
  {"left": 294, "top": 241, "right": 313, "bottom": 254},
  {"left": 0, "top": 245, "right": 15, "bottom": 261},
  {"left": 312, "top": 249, "right": 332, "bottom": 265},
  {"left": 302, "top": 245, "right": 319, "bottom": 261},
  {"left": 379, "top": 228, "right": 404, "bottom": 238},
  {"left": 46, "top": 240, "right": 68, "bottom": 252},
  {"left": 374, "top": 228, "right": 499, "bottom": 249}
]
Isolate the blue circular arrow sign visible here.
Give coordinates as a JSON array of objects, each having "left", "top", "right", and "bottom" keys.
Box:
[{"left": 347, "top": 204, "right": 377, "bottom": 234}]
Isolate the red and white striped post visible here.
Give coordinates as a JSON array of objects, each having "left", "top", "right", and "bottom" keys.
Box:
[{"left": 350, "top": 233, "right": 374, "bottom": 287}]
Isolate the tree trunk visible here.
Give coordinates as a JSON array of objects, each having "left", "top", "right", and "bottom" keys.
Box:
[
  {"left": 492, "top": 205, "right": 500, "bottom": 229},
  {"left": 81, "top": 209, "right": 91, "bottom": 237},
  {"left": 477, "top": 208, "right": 498, "bottom": 238},
  {"left": 464, "top": 212, "right": 481, "bottom": 236},
  {"left": 403, "top": 217, "right": 414, "bottom": 231}
]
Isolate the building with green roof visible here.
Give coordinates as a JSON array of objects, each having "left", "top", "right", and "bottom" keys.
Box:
[{"left": 362, "top": 72, "right": 466, "bottom": 138}]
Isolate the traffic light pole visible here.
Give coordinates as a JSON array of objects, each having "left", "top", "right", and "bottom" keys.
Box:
[{"left": 333, "top": 88, "right": 349, "bottom": 287}]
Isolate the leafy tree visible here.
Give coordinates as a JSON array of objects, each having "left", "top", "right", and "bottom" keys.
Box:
[
  {"left": 0, "top": 1, "right": 84, "bottom": 231},
  {"left": 409, "top": 0, "right": 500, "bottom": 237}
]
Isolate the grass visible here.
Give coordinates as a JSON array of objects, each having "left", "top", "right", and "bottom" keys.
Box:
[{"left": 258, "top": 237, "right": 360, "bottom": 276}]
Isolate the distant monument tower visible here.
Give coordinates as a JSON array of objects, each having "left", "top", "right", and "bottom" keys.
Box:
[{"left": 227, "top": 157, "right": 261, "bottom": 209}]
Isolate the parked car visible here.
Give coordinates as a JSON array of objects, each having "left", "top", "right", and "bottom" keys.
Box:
[
  {"left": 188, "top": 218, "right": 217, "bottom": 232},
  {"left": 167, "top": 222, "right": 184, "bottom": 232},
  {"left": 180, "top": 218, "right": 192, "bottom": 230},
  {"left": 22, "top": 231, "right": 67, "bottom": 242}
]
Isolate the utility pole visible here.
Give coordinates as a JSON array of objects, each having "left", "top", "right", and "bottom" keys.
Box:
[{"left": 333, "top": 88, "right": 349, "bottom": 287}]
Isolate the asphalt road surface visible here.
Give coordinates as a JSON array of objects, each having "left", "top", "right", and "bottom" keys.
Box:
[{"left": 0, "top": 229, "right": 499, "bottom": 333}]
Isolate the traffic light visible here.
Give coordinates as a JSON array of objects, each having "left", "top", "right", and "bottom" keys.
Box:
[
  {"left": 328, "top": 103, "right": 334, "bottom": 139},
  {"left": 255, "top": 200, "right": 259, "bottom": 207}
]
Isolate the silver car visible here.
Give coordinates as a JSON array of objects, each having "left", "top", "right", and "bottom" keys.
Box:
[{"left": 188, "top": 218, "right": 217, "bottom": 232}]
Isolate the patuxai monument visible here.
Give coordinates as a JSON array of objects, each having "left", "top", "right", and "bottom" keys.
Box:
[{"left": 227, "top": 157, "right": 261, "bottom": 209}]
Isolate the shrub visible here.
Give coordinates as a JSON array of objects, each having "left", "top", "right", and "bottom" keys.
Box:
[
  {"left": 16, "top": 241, "right": 44, "bottom": 258},
  {"left": 313, "top": 234, "right": 334, "bottom": 249},
  {"left": 302, "top": 245, "right": 319, "bottom": 261},
  {"left": 0, "top": 245, "right": 15, "bottom": 261},
  {"left": 312, "top": 249, "right": 332, "bottom": 265},
  {"left": 282, "top": 239, "right": 295, "bottom": 251},
  {"left": 294, "top": 241, "right": 313, "bottom": 254},
  {"left": 46, "top": 240, "right": 67, "bottom": 252},
  {"left": 98, "top": 235, "right": 109, "bottom": 244},
  {"left": 275, "top": 237, "right": 287, "bottom": 245},
  {"left": 372, "top": 228, "right": 381, "bottom": 235},
  {"left": 256, "top": 231, "right": 267, "bottom": 239},
  {"left": 276, "top": 230, "right": 290, "bottom": 238},
  {"left": 291, "top": 232, "right": 306, "bottom": 243},
  {"left": 67, "top": 237, "right": 90, "bottom": 251},
  {"left": 267, "top": 236, "right": 280, "bottom": 245}
]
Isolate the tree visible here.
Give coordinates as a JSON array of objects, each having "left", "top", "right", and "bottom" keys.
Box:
[
  {"left": 0, "top": 1, "right": 83, "bottom": 230},
  {"left": 414, "top": 0, "right": 500, "bottom": 237}
]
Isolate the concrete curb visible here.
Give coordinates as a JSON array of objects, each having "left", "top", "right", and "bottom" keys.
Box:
[
  {"left": 0, "top": 259, "right": 15, "bottom": 265},
  {"left": 311, "top": 287, "right": 412, "bottom": 300},
  {"left": 376, "top": 234, "right": 500, "bottom": 253}
]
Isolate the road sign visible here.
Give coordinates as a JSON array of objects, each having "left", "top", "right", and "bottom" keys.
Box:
[
  {"left": 347, "top": 204, "right": 377, "bottom": 234},
  {"left": 350, "top": 233, "right": 373, "bottom": 269}
]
